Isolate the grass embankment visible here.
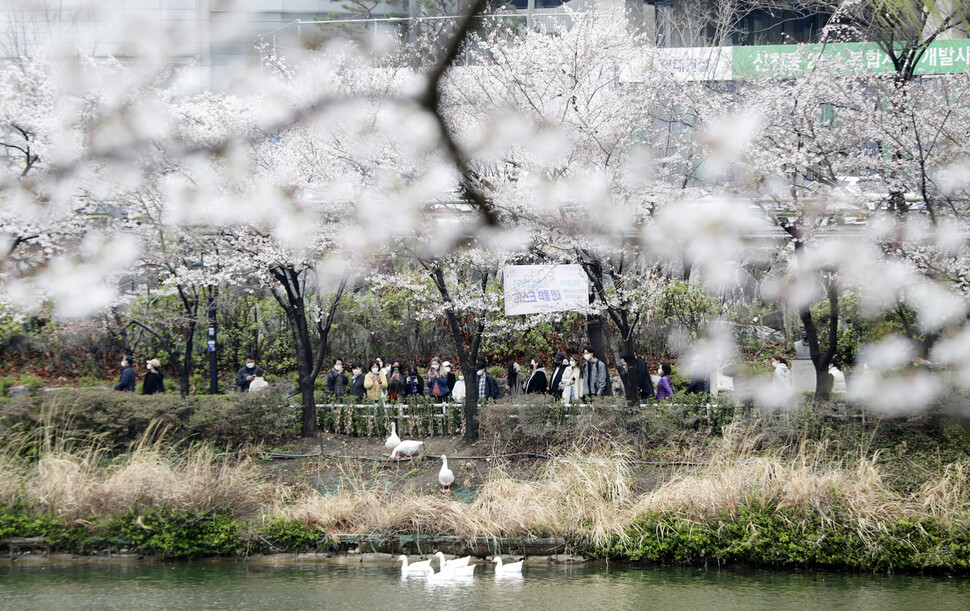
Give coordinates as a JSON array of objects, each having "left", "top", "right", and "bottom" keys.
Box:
[{"left": 3, "top": 417, "right": 970, "bottom": 570}]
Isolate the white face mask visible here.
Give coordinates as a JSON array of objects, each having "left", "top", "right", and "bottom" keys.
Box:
[
  {"left": 583, "top": 353, "right": 592, "bottom": 361},
  {"left": 569, "top": 360, "right": 576, "bottom": 367},
  {"left": 371, "top": 367, "right": 379, "bottom": 374},
  {"left": 121, "top": 360, "right": 128, "bottom": 367},
  {"left": 353, "top": 369, "right": 361, "bottom": 376},
  {"left": 444, "top": 366, "right": 451, "bottom": 373},
  {"left": 246, "top": 362, "right": 255, "bottom": 369},
  {"left": 432, "top": 365, "right": 439, "bottom": 371},
  {"left": 335, "top": 364, "right": 342, "bottom": 372}
]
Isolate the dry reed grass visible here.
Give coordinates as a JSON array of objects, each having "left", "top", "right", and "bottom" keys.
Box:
[
  {"left": 6, "top": 420, "right": 278, "bottom": 519},
  {"left": 4, "top": 419, "right": 970, "bottom": 545},
  {"left": 275, "top": 424, "right": 970, "bottom": 546}
]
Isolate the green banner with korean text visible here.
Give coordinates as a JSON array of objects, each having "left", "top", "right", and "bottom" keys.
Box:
[{"left": 733, "top": 40, "right": 970, "bottom": 79}]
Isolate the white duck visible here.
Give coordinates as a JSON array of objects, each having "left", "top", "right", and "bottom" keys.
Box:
[
  {"left": 384, "top": 422, "right": 401, "bottom": 456},
  {"left": 438, "top": 455, "right": 455, "bottom": 492},
  {"left": 491, "top": 556, "right": 524, "bottom": 575},
  {"left": 397, "top": 554, "right": 432, "bottom": 575},
  {"left": 435, "top": 551, "right": 475, "bottom": 576},
  {"left": 391, "top": 440, "right": 424, "bottom": 460},
  {"left": 419, "top": 565, "right": 455, "bottom": 582},
  {"left": 435, "top": 551, "right": 471, "bottom": 568}
]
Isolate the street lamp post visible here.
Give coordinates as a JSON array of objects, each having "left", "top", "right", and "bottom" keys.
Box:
[{"left": 192, "top": 258, "right": 220, "bottom": 395}]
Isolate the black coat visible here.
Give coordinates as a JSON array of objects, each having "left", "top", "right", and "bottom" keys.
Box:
[
  {"left": 350, "top": 373, "right": 366, "bottom": 399},
  {"left": 142, "top": 371, "right": 165, "bottom": 395},
  {"left": 445, "top": 372, "right": 457, "bottom": 397},
  {"left": 476, "top": 373, "right": 499, "bottom": 401},
  {"left": 236, "top": 365, "right": 255, "bottom": 391},
  {"left": 549, "top": 365, "right": 567, "bottom": 396},
  {"left": 636, "top": 358, "right": 654, "bottom": 399},
  {"left": 525, "top": 369, "right": 548, "bottom": 394},
  {"left": 402, "top": 375, "right": 425, "bottom": 397}
]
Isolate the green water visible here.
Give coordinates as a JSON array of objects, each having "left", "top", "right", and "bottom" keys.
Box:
[{"left": 1, "top": 560, "right": 968, "bottom": 610}]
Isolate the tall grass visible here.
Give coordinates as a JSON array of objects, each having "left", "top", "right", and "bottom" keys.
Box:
[
  {"left": 2, "top": 419, "right": 277, "bottom": 519},
  {"left": 2, "top": 420, "right": 969, "bottom": 553}
]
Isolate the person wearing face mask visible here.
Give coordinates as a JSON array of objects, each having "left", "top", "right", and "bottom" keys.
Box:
[
  {"left": 142, "top": 358, "right": 165, "bottom": 395},
  {"left": 548, "top": 353, "right": 567, "bottom": 398},
  {"left": 505, "top": 360, "right": 523, "bottom": 398},
  {"left": 427, "top": 357, "right": 450, "bottom": 403},
  {"left": 475, "top": 357, "right": 498, "bottom": 404},
  {"left": 363, "top": 360, "right": 388, "bottom": 402},
  {"left": 403, "top": 365, "right": 425, "bottom": 398},
  {"left": 441, "top": 361, "right": 457, "bottom": 401},
  {"left": 656, "top": 362, "right": 675, "bottom": 400},
  {"left": 386, "top": 361, "right": 404, "bottom": 401},
  {"left": 581, "top": 345, "right": 607, "bottom": 399},
  {"left": 349, "top": 363, "right": 366, "bottom": 401},
  {"left": 561, "top": 355, "right": 582, "bottom": 405},
  {"left": 114, "top": 355, "right": 136, "bottom": 392},
  {"left": 326, "top": 359, "right": 349, "bottom": 398},
  {"left": 236, "top": 355, "right": 258, "bottom": 392},
  {"left": 525, "top": 357, "right": 548, "bottom": 394}
]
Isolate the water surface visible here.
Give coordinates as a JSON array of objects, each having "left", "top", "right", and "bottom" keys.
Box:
[{"left": 1, "top": 559, "right": 968, "bottom": 610}]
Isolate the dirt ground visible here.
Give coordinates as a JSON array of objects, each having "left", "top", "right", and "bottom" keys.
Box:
[{"left": 256, "top": 432, "right": 665, "bottom": 497}]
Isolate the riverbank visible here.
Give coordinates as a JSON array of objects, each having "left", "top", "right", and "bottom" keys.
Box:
[{"left": 3, "top": 407, "right": 970, "bottom": 573}]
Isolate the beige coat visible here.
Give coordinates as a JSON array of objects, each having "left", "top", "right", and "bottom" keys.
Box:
[
  {"left": 560, "top": 364, "right": 581, "bottom": 404},
  {"left": 364, "top": 372, "right": 388, "bottom": 401}
]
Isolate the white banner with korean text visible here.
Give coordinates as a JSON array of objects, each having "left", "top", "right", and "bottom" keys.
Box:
[{"left": 503, "top": 265, "right": 589, "bottom": 316}]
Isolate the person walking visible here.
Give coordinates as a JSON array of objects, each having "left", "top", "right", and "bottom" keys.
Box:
[
  {"left": 475, "top": 357, "right": 499, "bottom": 403},
  {"left": 656, "top": 362, "right": 675, "bottom": 400},
  {"left": 326, "top": 359, "right": 348, "bottom": 398},
  {"left": 505, "top": 361, "right": 523, "bottom": 398},
  {"left": 772, "top": 354, "right": 792, "bottom": 391},
  {"left": 114, "top": 355, "right": 136, "bottom": 392},
  {"left": 829, "top": 360, "right": 847, "bottom": 394},
  {"left": 548, "top": 353, "right": 567, "bottom": 398},
  {"left": 364, "top": 360, "right": 387, "bottom": 403},
  {"left": 525, "top": 357, "right": 548, "bottom": 394},
  {"left": 142, "top": 358, "right": 165, "bottom": 395},
  {"left": 620, "top": 354, "right": 654, "bottom": 400},
  {"left": 561, "top": 354, "right": 582, "bottom": 405},
  {"left": 235, "top": 354, "right": 258, "bottom": 392},
  {"left": 580, "top": 346, "right": 607, "bottom": 399}
]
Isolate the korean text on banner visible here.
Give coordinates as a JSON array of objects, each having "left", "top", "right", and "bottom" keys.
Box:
[{"left": 504, "top": 265, "right": 589, "bottom": 316}]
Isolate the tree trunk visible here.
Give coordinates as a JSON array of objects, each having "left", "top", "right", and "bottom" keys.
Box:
[
  {"left": 271, "top": 266, "right": 319, "bottom": 438},
  {"left": 586, "top": 312, "right": 613, "bottom": 397},
  {"left": 798, "top": 270, "right": 839, "bottom": 401},
  {"left": 431, "top": 266, "right": 483, "bottom": 442},
  {"left": 180, "top": 321, "right": 195, "bottom": 397},
  {"left": 621, "top": 333, "right": 640, "bottom": 406}
]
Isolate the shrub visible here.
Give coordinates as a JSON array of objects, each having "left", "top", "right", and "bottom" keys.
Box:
[{"left": 0, "top": 388, "right": 298, "bottom": 451}]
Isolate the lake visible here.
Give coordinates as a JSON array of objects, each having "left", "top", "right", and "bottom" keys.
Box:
[{"left": 1, "top": 558, "right": 968, "bottom": 610}]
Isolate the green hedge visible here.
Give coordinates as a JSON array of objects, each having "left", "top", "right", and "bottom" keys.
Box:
[
  {"left": 0, "top": 388, "right": 299, "bottom": 451},
  {"left": 0, "top": 506, "right": 332, "bottom": 558}
]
